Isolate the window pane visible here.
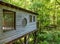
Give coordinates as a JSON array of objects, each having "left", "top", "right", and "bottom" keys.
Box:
[
  {"left": 33, "top": 16, "right": 35, "bottom": 22},
  {"left": 22, "top": 18, "right": 27, "bottom": 27},
  {"left": 3, "top": 9, "right": 16, "bottom": 30},
  {"left": 29, "top": 15, "right": 32, "bottom": 22}
]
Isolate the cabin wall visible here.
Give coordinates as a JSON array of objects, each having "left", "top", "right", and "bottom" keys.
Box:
[
  {"left": 0, "top": 6, "right": 3, "bottom": 35},
  {"left": 0, "top": 0, "right": 2, "bottom": 1},
  {"left": 0, "top": 5, "right": 37, "bottom": 44}
]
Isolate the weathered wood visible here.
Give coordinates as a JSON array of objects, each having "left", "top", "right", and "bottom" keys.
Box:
[{"left": 0, "top": 1, "right": 38, "bottom": 44}]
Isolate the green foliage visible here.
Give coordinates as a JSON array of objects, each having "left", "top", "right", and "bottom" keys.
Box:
[{"left": 37, "top": 31, "right": 60, "bottom": 44}]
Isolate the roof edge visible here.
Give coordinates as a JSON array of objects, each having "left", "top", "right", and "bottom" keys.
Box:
[{"left": 0, "top": 1, "right": 38, "bottom": 15}]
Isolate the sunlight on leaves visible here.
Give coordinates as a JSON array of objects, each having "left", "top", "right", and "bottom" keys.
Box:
[
  {"left": 29, "top": 38, "right": 33, "bottom": 42},
  {"left": 50, "top": 0, "right": 54, "bottom": 3}
]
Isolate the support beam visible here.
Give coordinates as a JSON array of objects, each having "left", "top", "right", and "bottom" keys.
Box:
[
  {"left": 24, "top": 35, "right": 29, "bottom": 44},
  {"left": 24, "top": 36, "right": 26, "bottom": 44},
  {"left": 33, "top": 31, "right": 37, "bottom": 44}
]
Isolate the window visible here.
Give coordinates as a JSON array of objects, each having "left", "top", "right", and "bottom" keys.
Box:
[
  {"left": 29, "top": 15, "right": 32, "bottom": 22},
  {"left": 22, "top": 18, "right": 27, "bottom": 27},
  {"left": 3, "top": 9, "right": 16, "bottom": 31},
  {"left": 33, "top": 16, "right": 35, "bottom": 22}
]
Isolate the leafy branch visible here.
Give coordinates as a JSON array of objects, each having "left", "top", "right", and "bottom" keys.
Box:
[{"left": 56, "top": 0, "right": 60, "bottom": 5}]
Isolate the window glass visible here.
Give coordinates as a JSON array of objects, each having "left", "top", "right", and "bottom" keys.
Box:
[
  {"left": 3, "top": 9, "right": 16, "bottom": 30},
  {"left": 33, "top": 16, "right": 35, "bottom": 22},
  {"left": 29, "top": 15, "right": 32, "bottom": 22}
]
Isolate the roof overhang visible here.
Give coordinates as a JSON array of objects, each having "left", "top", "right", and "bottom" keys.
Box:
[{"left": 0, "top": 1, "right": 38, "bottom": 15}]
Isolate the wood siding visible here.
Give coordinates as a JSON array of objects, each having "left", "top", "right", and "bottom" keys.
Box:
[{"left": 0, "top": 5, "right": 37, "bottom": 44}]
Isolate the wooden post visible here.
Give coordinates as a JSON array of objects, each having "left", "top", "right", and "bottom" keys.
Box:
[
  {"left": 24, "top": 35, "right": 29, "bottom": 44},
  {"left": 33, "top": 31, "right": 37, "bottom": 44},
  {"left": 24, "top": 36, "right": 26, "bottom": 44}
]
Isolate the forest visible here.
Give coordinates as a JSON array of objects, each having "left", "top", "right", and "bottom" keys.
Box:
[{"left": 3, "top": 0, "right": 60, "bottom": 44}]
